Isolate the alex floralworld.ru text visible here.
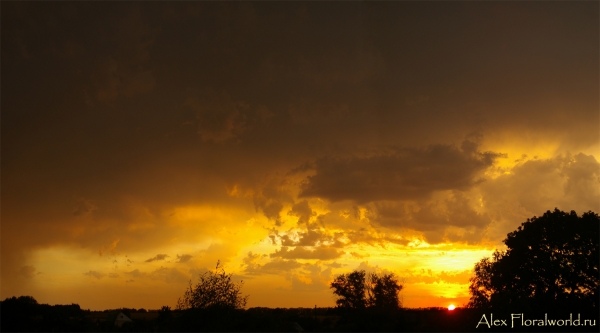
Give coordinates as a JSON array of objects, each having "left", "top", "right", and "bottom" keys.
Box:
[{"left": 476, "top": 313, "right": 596, "bottom": 328}]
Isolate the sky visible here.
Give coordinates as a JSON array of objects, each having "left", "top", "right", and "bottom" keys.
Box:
[{"left": 2, "top": 1, "right": 598, "bottom": 311}]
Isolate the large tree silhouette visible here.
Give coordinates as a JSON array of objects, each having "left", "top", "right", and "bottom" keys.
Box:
[{"left": 468, "top": 209, "right": 599, "bottom": 311}]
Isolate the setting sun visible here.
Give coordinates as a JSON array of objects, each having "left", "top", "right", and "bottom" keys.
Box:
[{"left": 448, "top": 304, "right": 456, "bottom": 311}]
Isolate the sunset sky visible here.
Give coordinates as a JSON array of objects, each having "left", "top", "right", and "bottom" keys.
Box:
[{"left": 2, "top": 1, "right": 598, "bottom": 311}]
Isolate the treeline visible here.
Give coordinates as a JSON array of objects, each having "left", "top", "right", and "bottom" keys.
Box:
[
  {"left": 0, "top": 296, "right": 92, "bottom": 332},
  {"left": 2, "top": 297, "right": 599, "bottom": 332}
]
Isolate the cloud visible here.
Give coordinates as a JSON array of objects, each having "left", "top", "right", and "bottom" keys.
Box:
[
  {"left": 125, "top": 267, "right": 188, "bottom": 283},
  {"left": 270, "top": 246, "right": 344, "bottom": 260},
  {"left": 562, "top": 153, "right": 600, "bottom": 210},
  {"left": 83, "top": 270, "right": 106, "bottom": 279},
  {"left": 258, "top": 200, "right": 284, "bottom": 226},
  {"left": 324, "top": 261, "right": 343, "bottom": 268},
  {"left": 185, "top": 92, "right": 249, "bottom": 143},
  {"left": 350, "top": 252, "right": 369, "bottom": 259},
  {"left": 108, "top": 273, "right": 120, "bottom": 278},
  {"left": 366, "top": 191, "right": 490, "bottom": 244},
  {"left": 300, "top": 141, "right": 504, "bottom": 203},
  {"left": 404, "top": 269, "right": 472, "bottom": 285},
  {"left": 91, "top": 6, "right": 157, "bottom": 102},
  {"left": 150, "top": 266, "right": 189, "bottom": 284},
  {"left": 288, "top": 263, "right": 333, "bottom": 293},
  {"left": 196, "top": 242, "right": 242, "bottom": 270},
  {"left": 175, "top": 254, "right": 193, "bottom": 263},
  {"left": 288, "top": 102, "right": 351, "bottom": 125},
  {"left": 99, "top": 239, "right": 120, "bottom": 257},
  {"left": 93, "top": 57, "right": 156, "bottom": 102},
  {"left": 185, "top": 90, "right": 273, "bottom": 144},
  {"left": 273, "top": 226, "right": 339, "bottom": 248},
  {"left": 145, "top": 254, "right": 170, "bottom": 262},
  {"left": 19, "top": 265, "right": 37, "bottom": 279},
  {"left": 242, "top": 251, "right": 261, "bottom": 267},
  {"left": 472, "top": 153, "right": 600, "bottom": 242},
  {"left": 126, "top": 269, "right": 148, "bottom": 279},
  {"left": 288, "top": 200, "right": 315, "bottom": 225},
  {"left": 349, "top": 262, "right": 399, "bottom": 282},
  {"left": 188, "top": 267, "right": 211, "bottom": 279},
  {"left": 258, "top": 259, "right": 300, "bottom": 275},
  {"left": 252, "top": 175, "right": 294, "bottom": 226},
  {"left": 72, "top": 197, "right": 98, "bottom": 217},
  {"left": 244, "top": 256, "right": 302, "bottom": 276}
]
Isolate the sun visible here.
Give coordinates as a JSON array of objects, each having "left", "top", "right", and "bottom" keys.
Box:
[{"left": 448, "top": 304, "right": 456, "bottom": 311}]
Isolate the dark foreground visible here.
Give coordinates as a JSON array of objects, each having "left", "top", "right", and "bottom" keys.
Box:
[{"left": 1, "top": 299, "right": 597, "bottom": 332}]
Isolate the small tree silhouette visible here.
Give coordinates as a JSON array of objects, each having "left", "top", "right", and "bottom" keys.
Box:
[
  {"left": 330, "top": 270, "right": 403, "bottom": 310},
  {"left": 331, "top": 270, "right": 368, "bottom": 309},
  {"left": 367, "top": 272, "right": 403, "bottom": 310},
  {"left": 176, "top": 260, "right": 248, "bottom": 310}
]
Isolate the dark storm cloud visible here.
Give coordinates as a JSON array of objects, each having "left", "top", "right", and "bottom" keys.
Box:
[
  {"left": 2, "top": 0, "right": 597, "bottom": 301},
  {"left": 300, "top": 141, "right": 504, "bottom": 203}
]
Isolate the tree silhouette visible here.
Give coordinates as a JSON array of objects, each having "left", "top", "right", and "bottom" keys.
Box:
[
  {"left": 367, "top": 272, "right": 403, "bottom": 310},
  {"left": 331, "top": 270, "right": 368, "bottom": 309},
  {"left": 468, "top": 209, "right": 599, "bottom": 311},
  {"left": 176, "top": 260, "right": 248, "bottom": 310},
  {"left": 330, "top": 270, "right": 403, "bottom": 310}
]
